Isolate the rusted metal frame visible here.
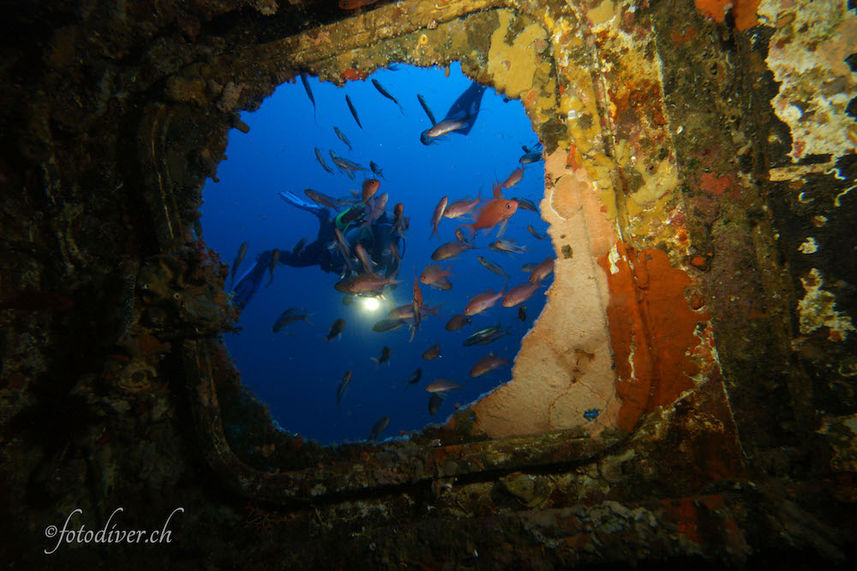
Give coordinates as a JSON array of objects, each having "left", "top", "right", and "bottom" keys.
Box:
[
  {"left": 185, "top": 338, "right": 615, "bottom": 502},
  {"left": 180, "top": 0, "right": 633, "bottom": 503},
  {"left": 248, "top": 0, "right": 574, "bottom": 68},
  {"left": 142, "top": 103, "right": 185, "bottom": 250}
]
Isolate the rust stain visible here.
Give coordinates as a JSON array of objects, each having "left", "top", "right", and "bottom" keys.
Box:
[
  {"left": 565, "top": 142, "right": 581, "bottom": 169},
  {"left": 694, "top": 0, "right": 760, "bottom": 31},
  {"left": 699, "top": 172, "right": 735, "bottom": 196},
  {"left": 341, "top": 68, "right": 368, "bottom": 81},
  {"left": 524, "top": 89, "right": 538, "bottom": 108},
  {"left": 597, "top": 245, "right": 709, "bottom": 432},
  {"left": 610, "top": 80, "right": 667, "bottom": 128},
  {"left": 670, "top": 27, "right": 698, "bottom": 45},
  {"left": 662, "top": 495, "right": 723, "bottom": 544}
]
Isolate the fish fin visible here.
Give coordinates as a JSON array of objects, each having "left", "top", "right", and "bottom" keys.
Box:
[
  {"left": 496, "top": 219, "right": 509, "bottom": 238},
  {"left": 424, "top": 303, "right": 444, "bottom": 316},
  {"left": 461, "top": 223, "right": 475, "bottom": 237}
]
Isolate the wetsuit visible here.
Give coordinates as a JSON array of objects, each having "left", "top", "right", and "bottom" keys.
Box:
[{"left": 231, "top": 195, "right": 403, "bottom": 308}]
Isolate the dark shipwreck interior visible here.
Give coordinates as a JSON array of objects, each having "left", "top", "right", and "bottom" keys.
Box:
[{"left": 2, "top": 0, "right": 857, "bottom": 567}]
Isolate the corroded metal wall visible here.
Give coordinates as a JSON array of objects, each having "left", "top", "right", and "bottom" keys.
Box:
[{"left": 1, "top": 0, "right": 855, "bottom": 567}]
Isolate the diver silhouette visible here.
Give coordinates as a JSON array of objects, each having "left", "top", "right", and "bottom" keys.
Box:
[{"left": 231, "top": 191, "right": 404, "bottom": 308}]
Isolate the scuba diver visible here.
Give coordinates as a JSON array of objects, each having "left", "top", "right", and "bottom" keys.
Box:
[
  {"left": 420, "top": 81, "right": 487, "bottom": 145},
  {"left": 231, "top": 191, "right": 405, "bottom": 309}
]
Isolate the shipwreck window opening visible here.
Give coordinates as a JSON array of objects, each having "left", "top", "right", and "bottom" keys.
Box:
[{"left": 200, "top": 63, "right": 551, "bottom": 445}]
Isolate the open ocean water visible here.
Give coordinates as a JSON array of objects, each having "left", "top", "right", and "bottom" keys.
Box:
[{"left": 201, "top": 63, "right": 551, "bottom": 444}]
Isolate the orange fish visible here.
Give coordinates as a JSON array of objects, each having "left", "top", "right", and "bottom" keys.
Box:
[
  {"left": 430, "top": 196, "right": 448, "bottom": 238},
  {"left": 419, "top": 264, "right": 453, "bottom": 286},
  {"left": 362, "top": 178, "right": 380, "bottom": 202},
  {"left": 463, "top": 187, "right": 518, "bottom": 236},
  {"left": 501, "top": 282, "right": 541, "bottom": 307},
  {"left": 445, "top": 314, "right": 471, "bottom": 331},
  {"left": 431, "top": 241, "right": 473, "bottom": 261},
  {"left": 389, "top": 303, "right": 441, "bottom": 320},
  {"left": 339, "top": 0, "right": 380, "bottom": 10},
  {"left": 334, "top": 273, "right": 400, "bottom": 294},
  {"left": 501, "top": 166, "right": 524, "bottom": 189},
  {"left": 529, "top": 257, "right": 555, "bottom": 283},
  {"left": 427, "top": 277, "right": 452, "bottom": 291},
  {"left": 425, "top": 379, "right": 460, "bottom": 393},
  {"left": 464, "top": 289, "right": 504, "bottom": 316},
  {"left": 443, "top": 192, "right": 481, "bottom": 219},
  {"left": 411, "top": 276, "right": 423, "bottom": 340},
  {"left": 393, "top": 202, "right": 406, "bottom": 236},
  {"left": 354, "top": 243, "right": 374, "bottom": 273},
  {"left": 469, "top": 353, "right": 509, "bottom": 377},
  {"left": 422, "top": 343, "right": 441, "bottom": 360}
]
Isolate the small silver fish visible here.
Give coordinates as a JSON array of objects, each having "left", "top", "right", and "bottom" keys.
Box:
[
  {"left": 372, "top": 318, "right": 407, "bottom": 332},
  {"left": 326, "top": 318, "right": 346, "bottom": 341},
  {"left": 513, "top": 197, "right": 538, "bottom": 212},
  {"left": 336, "top": 370, "right": 352, "bottom": 404},
  {"left": 334, "top": 126, "right": 352, "bottom": 150},
  {"left": 314, "top": 148, "right": 334, "bottom": 174},
  {"left": 428, "top": 393, "right": 444, "bottom": 415},
  {"left": 230, "top": 242, "right": 248, "bottom": 286},
  {"left": 272, "top": 308, "right": 312, "bottom": 332},
  {"left": 425, "top": 379, "right": 460, "bottom": 393},
  {"left": 425, "top": 119, "right": 467, "bottom": 138},
  {"left": 368, "top": 416, "right": 390, "bottom": 440},
  {"left": 417, "top": 93, "right": 437, "bottom": 125},
  {"left": 422, "top": 343, "right": 441, "bottom": 360},
  {"left": 267, "top": 249, "right": 279, "bottom": 286},
  {"left": 406, "top": 368, "right": 422, "bottom": 386},
  {"left": 489, "top": 239, "right": 527, "bottom": 254},
  {"left": 300, "top": 73, "right": 316, "bottom": 119},
  {"left": 476, "top": 256, "right": 509, "bottom": 278},
  {"left": 445, "top": 314, "right": 471, "bottom": 331},
  {"left": 329, "top": 150, "right": 366, "bottom": 174},
  {"left": 346, "top": 94, "right": 362, "bottom": 129},
  {"left": 371, "top": 346, "right": 391, "bottom": 367},
  {"left": 371, "top": 79, "right": 404, "bottom": 113},
  {"left": 463, "top": 324, "right": 506, "bottom": 347},
  {"left": 527, "top": 225, "right": 547, "bottom": 240}
]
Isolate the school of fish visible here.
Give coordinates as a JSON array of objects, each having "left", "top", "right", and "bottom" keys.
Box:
[{"left": 228, "top": 70, "right": 552, "bottom": 442}]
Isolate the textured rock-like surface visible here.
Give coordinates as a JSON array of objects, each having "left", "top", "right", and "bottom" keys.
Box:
[{"left": 2, "top": 0, "right": 856, "bottom": 567}]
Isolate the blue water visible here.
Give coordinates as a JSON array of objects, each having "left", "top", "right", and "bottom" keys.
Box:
[{"left": 200, "top": 63, "right": 551, "bottom": 445}]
